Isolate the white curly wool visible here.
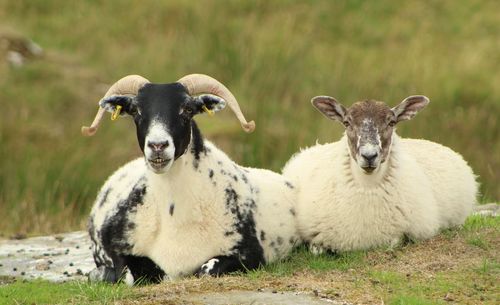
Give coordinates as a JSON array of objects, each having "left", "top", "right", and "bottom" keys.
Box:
[{"left": 283, "top": 134, "right": 477, "bottom": 251}]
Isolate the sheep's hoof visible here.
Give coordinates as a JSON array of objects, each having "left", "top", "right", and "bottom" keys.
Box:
[
  {"left": 195, "top": 258, "right": 220, "bottom": 277},
  {"left": 309, "top": 244, "right": 326, "bottom": 255},
  {"left": 309, "top": 244, "right": 338, "bottom": 256},
  {"left": 88, "top": 266, "right": 119, "bottom": 283}
]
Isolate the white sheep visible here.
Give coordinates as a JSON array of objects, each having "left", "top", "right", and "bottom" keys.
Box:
[
  {"left": 282, "top": 95, "right": 478, "bottom": 252},
  {"left": 83, "top": 74, "right": 299, "bottom": 284}
]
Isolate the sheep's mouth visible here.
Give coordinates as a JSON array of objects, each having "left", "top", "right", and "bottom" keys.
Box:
[
  {"left": 148, "top": 157, "right": 171, "bottom": 170},
  {"left": 361, "top": 166, "right": 376, "bottom": 174}
]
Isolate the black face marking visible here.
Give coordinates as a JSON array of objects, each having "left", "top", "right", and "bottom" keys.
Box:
[
  {"left": 131, "top": 84, "right": 188, "bottom": 157},
  {"left": 208, "top": 169, "right": 214, "bottom": 179},
  {"left": 260, "top": 230, "right": 266, "bottom": 241},
  {"left": 284, "top": 181, "right": 294, "bottom": 189},
  {"left": 289, "top": 208, "right": 296, "bottom": 216},
  {"left": 105, "top": 83, "right": 209, "bottom": 164},
  {"left": 224, "top": 231, "right": 235, "bottom": 236},
  {"left": 169, "top": 203, "right": 175, "bottom": 216}
]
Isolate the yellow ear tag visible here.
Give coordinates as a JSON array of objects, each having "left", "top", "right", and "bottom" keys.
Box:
[
  {"left": 202, "top": 105, "right": 214, "bottom": 116},
  {"left": 111, "top": 105, "right": 122, "bottom": 121}
]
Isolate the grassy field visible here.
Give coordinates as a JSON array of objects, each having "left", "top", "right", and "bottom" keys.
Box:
[
  {"left": 0, "top": 1, "right": 499, "bottom": 235},
  {"left": 1, "top": 215, "right": 498, "bottom": 304}
]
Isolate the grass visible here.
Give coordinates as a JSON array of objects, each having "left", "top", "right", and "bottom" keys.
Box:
[
  {"left": 4, "top": 215, "right": 497, "bottom": 304},
  {"left": 0, "top": 280, "right": 133, "bottom": 305},
  {"left": 142, "top": 215, "right": 499, "bottom": 304},
  {"left": 245, "top": 247, "right": 366, "bottom": 279},
  {"left": 0, "top": 0, "right": 498, "bottom": 236}
]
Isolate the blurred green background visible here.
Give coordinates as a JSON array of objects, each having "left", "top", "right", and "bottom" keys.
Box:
[{"left": 0, "top": 0, "right": 498, "bottom": 236}]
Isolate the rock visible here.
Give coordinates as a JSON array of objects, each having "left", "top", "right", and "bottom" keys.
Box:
[
  {"left": 0, "top": 231, "right": 93, "bottom": 282},
  {"left": 184, "top": 291, "right": 348, "bottom": 305},
  {"left": 473, "top": 203, "right": 499, "bottom": 217},
  {"left": 35, "top": 263, "right": 50, "bottom": 271}
]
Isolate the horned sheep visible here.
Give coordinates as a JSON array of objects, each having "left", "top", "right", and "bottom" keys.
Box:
[
  {"left": 282, "top": 95, "right": 478, "bottom": 252},
  {"left": 83, "top": 74, "right": 299, "bottom": 284}
]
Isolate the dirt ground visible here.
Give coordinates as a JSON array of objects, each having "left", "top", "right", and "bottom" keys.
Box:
[
  {"left": 123, "top": 228, "right": 498, "bottom": 305},
  {"left": 0, "top": 209, "right": 497, "bottom": 304}
]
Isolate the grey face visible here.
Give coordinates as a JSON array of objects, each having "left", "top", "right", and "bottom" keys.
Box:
[{"left": 312, "top": 95, "right": 430, "bottom": 174}]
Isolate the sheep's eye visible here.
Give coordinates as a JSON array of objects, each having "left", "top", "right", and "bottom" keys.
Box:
[
  {"left": 129, "top": 108, "right": 138, "bottom": 116},
  {"left": 343, "top": 121, "right": 350, "bottom": 128},
  {"left": 388, "top": 120, "right": 396, "bottom": 127},
  {"left": 184, "top": 107, "right": 193, "bottom": 114}
]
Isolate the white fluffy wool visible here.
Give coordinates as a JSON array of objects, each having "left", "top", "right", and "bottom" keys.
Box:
[
  {"left": 89, "top": 140, "right": 299, "bottom": 279},
  {"left": 283, "top": 134, "right": 477, "bottom": 251}
]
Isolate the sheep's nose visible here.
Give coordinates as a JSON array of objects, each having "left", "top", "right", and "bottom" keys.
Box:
[
  {"left": 361, "top": 151, "right": 378, "bottom": 163},
  {"left": 148, "top": 141, "right": 169, "bottom": 152}
]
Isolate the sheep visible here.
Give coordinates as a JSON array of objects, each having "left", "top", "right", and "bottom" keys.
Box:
[
  {"left": 0, "top": 28, "right": 43, "bottom": 67},
  {"left": 82, "top": 74, "right": 299, "bottom": 284},
  {"left": 282, "top": 95, "right": 478, "bottom": 252}
]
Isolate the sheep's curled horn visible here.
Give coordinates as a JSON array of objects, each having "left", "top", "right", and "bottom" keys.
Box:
[
  {"left": 178, "top": 74, "right": 255, "bottom": 133},
  {"left": 81, "top": 74, "right": 255, "bottom": 136}
]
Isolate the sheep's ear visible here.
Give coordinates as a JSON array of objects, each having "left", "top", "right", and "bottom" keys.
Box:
[
  {"left": 99, "top": 95, "right": 138, "bottom": 117},
  {"left": 195, "top": 94, "right": 226, "bottom": 115},
  {"left": 311, "top": 96, "right": 346, "bottom": 122},
  {"left": 392, "top": 95, "right": 430, "bottom": 122}
]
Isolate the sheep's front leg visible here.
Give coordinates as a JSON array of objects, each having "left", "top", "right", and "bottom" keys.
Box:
[{"left": 195, "top": 255, "right": 253, "bottom": 277}]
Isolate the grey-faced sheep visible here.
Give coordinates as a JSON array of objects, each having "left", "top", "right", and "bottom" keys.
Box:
[
  {"left": 83, "top": 74, "right": 299, "bottom": 284},
  {"left": 282, "top": 95, "right": 477, "bottom": 252}
]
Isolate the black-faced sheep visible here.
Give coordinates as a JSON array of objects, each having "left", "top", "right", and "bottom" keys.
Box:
[{"left": 83, "top": 74, "right": 299, "bottom": 284}]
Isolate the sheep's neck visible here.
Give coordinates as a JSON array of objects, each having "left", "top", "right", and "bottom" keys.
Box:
[
  {"left": 154, "top": 136, "right": 206, "bottom": 176},
  {"left": 145, "top": 136, "right": 213, "bottom": 222},
  {"left": 146, "top": 120, "right": 206, "bottom": 192}
]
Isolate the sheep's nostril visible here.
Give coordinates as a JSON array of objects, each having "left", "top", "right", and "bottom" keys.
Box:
[{"left": 148, "top": 141, "right": 169, "bottom": 152}]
